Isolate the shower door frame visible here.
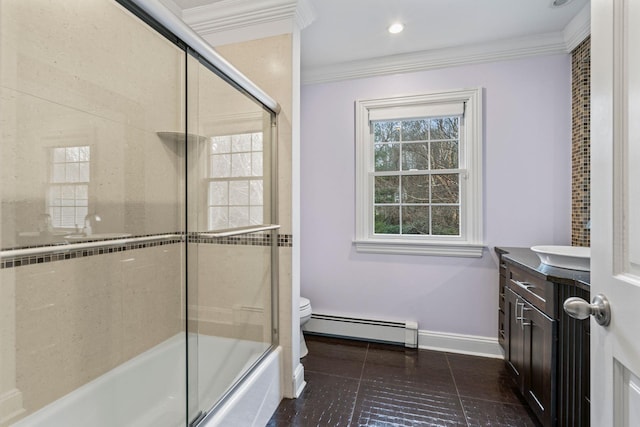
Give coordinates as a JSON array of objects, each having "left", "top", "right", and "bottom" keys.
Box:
[{"left": 115, "top": 1, "right": 281, "bottom": 425}]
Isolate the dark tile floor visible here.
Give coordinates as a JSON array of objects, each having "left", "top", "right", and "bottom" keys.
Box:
[{"left": 267, "top": 335, "right": 541, "bottom": 427}]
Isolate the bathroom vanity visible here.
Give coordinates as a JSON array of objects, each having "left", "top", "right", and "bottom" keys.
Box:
[{"left": 496, "top": 247, "right": 590, "bottom": 427}]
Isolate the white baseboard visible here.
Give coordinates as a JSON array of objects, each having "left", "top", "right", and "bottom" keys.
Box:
[
  {"left": 292, "top": 363, "right": 306, "bottom": 398},
  {"left": 303, "top": 313, "right": 418, "bottom": 348},
  {"left": 418, "top": 330, "right": 504, "bottom": 359}
]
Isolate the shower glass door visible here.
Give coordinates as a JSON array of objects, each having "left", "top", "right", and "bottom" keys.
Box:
[
  {"left": 186, "top": 57, "right": 277, "bottom": 423},
  {"left": 1, "top": 1, "right": 277, "bottom": 426},
  {"left": 1, "top": 1, "right": 187, "bottom": 426}
]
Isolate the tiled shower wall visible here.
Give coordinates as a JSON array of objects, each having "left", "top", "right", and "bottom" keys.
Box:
[
  {"left": 571, "top": 37, "right": 590, "bottom": 247},
  {"left": 1, "top": 244, "right": 183, "bottom": 417}
]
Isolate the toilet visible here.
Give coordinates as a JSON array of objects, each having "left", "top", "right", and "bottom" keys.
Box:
[{"left": 299, "top": 297, "right": 312, "bottom": 358}]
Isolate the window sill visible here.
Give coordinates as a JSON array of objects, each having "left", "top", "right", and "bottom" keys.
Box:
[{"left": 353, "top": 239, "right": 485, "bottom": 257}]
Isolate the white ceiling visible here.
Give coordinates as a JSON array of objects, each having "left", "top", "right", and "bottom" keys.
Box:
[
  {"left": 172, "top": 0, "right": 590, "bottom": 82},
  {"left": 302, "top": 0, "right": 588, "bottom": 69}
]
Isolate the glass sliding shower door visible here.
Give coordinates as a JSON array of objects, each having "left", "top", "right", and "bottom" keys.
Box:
[
  {"left": 1, "top": 1, "right": 187, "bottom": 426},
  {"left": 1, "top": 1, "right": 278, "bottom": 426},
  {"left": 187, "top": 58, "right": 277, "bottom": 422}
]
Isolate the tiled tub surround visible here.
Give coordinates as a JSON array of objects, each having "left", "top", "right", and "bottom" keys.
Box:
[
  {"left": 0, "top": 233, "right": 291, "bottom": 424},
  {"left": 1, "top": 242, "right": 184, "bottom": 423}
]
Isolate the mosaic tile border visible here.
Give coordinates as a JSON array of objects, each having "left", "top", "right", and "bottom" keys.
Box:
[
  {"left": 571, "top": 36, "right": 591, "bottom": 247},
  {"left": 1, "top": 236, "right": 182, "bottom": 270},
  {"left": 1, "top": 233, "right": 293, "bottom": 269},
  {"left": 189, "top": 233, "right": 292, "bottom": 247}
]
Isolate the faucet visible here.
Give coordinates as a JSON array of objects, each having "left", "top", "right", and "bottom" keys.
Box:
[{"left": 83, "top": 213, "right": 101, "bottom": 235}]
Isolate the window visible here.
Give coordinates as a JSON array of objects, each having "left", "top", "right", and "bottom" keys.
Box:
[
  {"left": 47, "top": 146, "right": 90, "bottom": 229},
  {"left": 207, "top": 132, "right": 264, "bottom": 230},
  {"left": 355, "top": 88, "right": 483, "bottom": 257}
]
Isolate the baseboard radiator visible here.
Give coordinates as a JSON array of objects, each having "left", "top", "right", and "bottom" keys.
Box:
[{"left": 303, "top": 313, "right": 418, "bottom": 348}]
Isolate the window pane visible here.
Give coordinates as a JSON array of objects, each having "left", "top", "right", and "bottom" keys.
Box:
[
  {"left": 211, "top": 136, "right": 231, "bottom": 153},
  {"left": 65, "top": 163, "right": 79, "bottom": 182},
  {"left": 250, "top": 180, "right": 263, "bottom": 205},
  {"left": 374, "top": 143, "right": 400, "bottom": 171},
  {"left": 431, "top": 141, "right": 459, "bottom": 169},
  {"left": 210, "top": 207, "right": 229, "bottom": 230},
  {"left": 78, "top": 146, "right": 90, "bottom": 161},
  {"left": 402, "top": 175, "right": 429, "bottom": 204},
  {"left": 252, "top": 133, "right": 263, "bottom": 151},
  {"left": 65, "top": 146, "right": 79, "bottom": 162},
  {"left": 231, "top": 153, "right": 251, "bottom": 177},
  {"left": 373, "top": 121, "right": 400, "bottom": 142},
  {"left": 209, "top": 181, "right": 228, "bottom": 205},
  {"left": 52, "top": 164, "right": 65, "bottom": 183},
  {"left": 78, "top": 162, "right": 90, "bottom": 182},
  {"left": 231, "top": 133, "right": 252, "bottom": 152},
  {"left": 249, "top": 206, "right": 263, "bottom": 225},
  {"left": 431, "top": 174, "right": 459, "bottom": 203},
  {"left": 430, "top": 117, "right": 459, "bottom": 140},
  {"left": 374, "top": 206, "right": 399, "bottom": 234},
  {"left": 210, "top": 154, "right": 231, "bottom": 178},
  {"left": 432, "top": 205, "right": 460, "bottom": 235},
  {"left": 402, "top": 206, "right": 429, "bottom": 235},
  {"left": 401, "top": 119, "right": 428, "bottom": 141},
  {"left": 374, "top": 176, "right": 399, "bottom": 203},
  {"left": 61, "top": 207, "right": 76, "bottom": 227},
  {"left": 251, "top": 152, "right": 262, "bottom": 177},
  {"left": 229, "top": 207, "right": 249, "bottom": 228},
  {"left": 76, "top": 185, "right": 88, "bottom": 202},
  {"left": 61, "top": 185, "right": 75, "bottom": 200},
  {"left": 402, "top": 142, "right": 428, "bottom": 170},
  {"left": 229, "top": 180, "right": 249, "bottom": 206}
]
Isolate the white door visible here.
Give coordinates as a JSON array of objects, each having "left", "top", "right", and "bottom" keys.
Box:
[{"left": 590, "top": 0, "right": 640, "bottom": 425}]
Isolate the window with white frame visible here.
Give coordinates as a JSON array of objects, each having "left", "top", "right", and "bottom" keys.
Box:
[
  {"left": 354, "top": 88, "right": 484, "bottom": 257},
  {"left": 207, "top": 132, "right": 264, "bottom": 230},
  {"left": 47, "top": 146, "right": 90, "bottom": 229}
]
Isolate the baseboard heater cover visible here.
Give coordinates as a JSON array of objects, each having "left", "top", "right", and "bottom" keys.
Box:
[{"left": 303, "top": 313, "right": 418, "bottom": 348}]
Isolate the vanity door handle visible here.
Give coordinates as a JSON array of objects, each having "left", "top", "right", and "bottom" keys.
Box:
[{"left": 511, "top": 279, "right": 534, "bottom": 291}]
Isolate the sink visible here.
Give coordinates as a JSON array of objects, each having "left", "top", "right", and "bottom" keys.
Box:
[
  {"left": 531, "top": 245, "right": 590, "bottom": 271},
  {"left": 64, "top": 233, "right": 132, "bottom": 242}
]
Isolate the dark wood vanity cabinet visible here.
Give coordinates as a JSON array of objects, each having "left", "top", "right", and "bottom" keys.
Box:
[
  {"left": 504, "top": 265, "right": 556, "bottom": 427},
  {"left": 496, "top": 247, "right": 590, "bottom": 427}
]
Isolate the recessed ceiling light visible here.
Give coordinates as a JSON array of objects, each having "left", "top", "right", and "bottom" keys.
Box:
[{"left": 388, "top": 23, "right": 404, "bottom": 34}]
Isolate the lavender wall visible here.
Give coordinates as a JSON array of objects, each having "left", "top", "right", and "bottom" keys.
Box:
[{"left": 300, "top": 54, "right": 571, "bottom": 339}]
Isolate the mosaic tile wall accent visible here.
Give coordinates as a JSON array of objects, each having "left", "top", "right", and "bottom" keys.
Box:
[
  {"left": 571, "top": 36, "right": 591, "bottom": 247},
  {"left": 1, "top": 233, "right": 293, "bottom": 269}
]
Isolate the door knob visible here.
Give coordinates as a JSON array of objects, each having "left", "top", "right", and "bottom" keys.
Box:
[{"left": 563, "top": 294, "right": 611, "bottom": 326}]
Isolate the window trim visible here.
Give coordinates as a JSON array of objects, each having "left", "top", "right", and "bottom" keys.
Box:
[{"left": 354, "top": 88, "right": 484, "bottom": 257}]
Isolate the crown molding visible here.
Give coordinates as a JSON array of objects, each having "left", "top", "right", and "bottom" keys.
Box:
[
  {"left": 563, "top": 2, "right": 591, "bottom": 52},
  {"left": 182, "top": 0, "right": 315, "bottom": 36},
  {"left": 302, "top": 32, "right": 568, "bottom": 85}
]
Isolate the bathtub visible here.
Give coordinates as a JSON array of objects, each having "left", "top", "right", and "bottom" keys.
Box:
[{"left": 11, "top": 334, "right": 282, "bottom": 427}]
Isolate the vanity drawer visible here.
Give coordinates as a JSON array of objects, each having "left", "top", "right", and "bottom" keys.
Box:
[{"left": 507, "top": 263, "right": 555, "bottom": 316}]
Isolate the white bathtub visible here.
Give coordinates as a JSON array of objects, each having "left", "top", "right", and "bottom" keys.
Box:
[{"left": 11, "top": 334, "right": 282, "bottom": 427}]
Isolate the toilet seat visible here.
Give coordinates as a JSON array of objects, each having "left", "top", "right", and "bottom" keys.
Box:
[{"left": 299, "top": 297, "right": 312, "bottom": 318}]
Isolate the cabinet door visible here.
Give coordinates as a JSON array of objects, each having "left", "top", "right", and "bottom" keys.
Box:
[
  {"left": 523, "top": 300, "right": 556, "bottom": 427},
  {"left": 505, "top": 288, "right": 524, "bottom": 390}
]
